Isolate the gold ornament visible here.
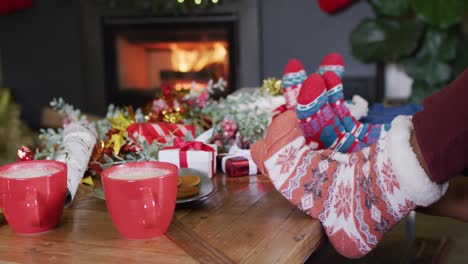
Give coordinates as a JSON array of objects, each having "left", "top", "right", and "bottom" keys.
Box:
[
  {"left": 106, "top": 112, "right": 134, "bottom": 155},
  {"left": 90, "top": 140, "right": 105, "bottom": 162},
  {"left": 108, "top": 113, "right": 134, "bottom": 132},
  {"left": 107, "top": 133, "right": 125, "bottom": 155},
  {"left": 260, "top": 77, "right": 283, "bottom": 96}
]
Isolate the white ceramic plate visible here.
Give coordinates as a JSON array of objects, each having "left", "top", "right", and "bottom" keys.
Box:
[{"left": 176, "top": 168, "right": 215, "bottom": 205}]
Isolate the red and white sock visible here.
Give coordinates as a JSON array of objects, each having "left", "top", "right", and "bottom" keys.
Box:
[
  {"left": 282, "top": 59, "right": 307, "bottom": 110},
  {"left": 295, "top": 73, "right": 365, "bottom": 153},
  {"left": 317, "top": 52, "right": 369, "bottom": 120},
  {"left": 323, "top": 71, "right": 390, "bottom": 145},
  {"left": 251, "top": 111, "right": 447, "bottom": 259},
  {"left": 316, "top": 52, "right": 345, "bottom": 78}
]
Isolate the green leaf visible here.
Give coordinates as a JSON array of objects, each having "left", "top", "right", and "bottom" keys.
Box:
[
  {"left": 350, "top": 18, "right": 424, "bottom": 62},
  {"left": 410, "top": 79, "right": 444, "bottom": 103},
  {"left": 453, "top": 34, "right": 468, "bottom": 76},
  {"left": 368, "top": 0, "right": 411, "bottom": 17},
  {"left": 403, "top": 51, "right": 452, "bottom": 86},
  {"left": 423, "top": 29, "right": 458, "bottom": 62},
  {"left": 411, "top": 0, "right": 466, "bottom": 29}
]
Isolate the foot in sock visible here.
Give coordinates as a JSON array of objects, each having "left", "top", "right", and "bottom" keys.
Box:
[
  {"left": 323, "top": 71, "right": 390, "bottom": 145},
  {"left": 317, "top": 52, "right": 345, "bottom": 78},
  {"left": 282, "top": 59, "right": 307, "bottom": 110},
  {"left": 250, "top": 111, "right": 448, "bottom": 259},
  {"left": 295, "top": 73, "right": 366, "bottom": 153}
]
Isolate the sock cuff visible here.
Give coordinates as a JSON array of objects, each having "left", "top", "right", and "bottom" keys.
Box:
[
  {"left": 296, "top": 90, "right": 328, "bottom": 119},
  {"left": 317, "top": 65, "right": 344, "bottom": 77},
  {"left": 386, "top": 115, "right": 448, "bottom": 207},
  {"left": 283, "top": 70, "right": 307, "bottom": 87}
]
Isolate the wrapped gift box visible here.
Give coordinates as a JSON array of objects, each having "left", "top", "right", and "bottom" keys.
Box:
[
  {"left": 222, "top": 156, "right": 259, "bottom": 177},
  {"left": 127, "top": 122, "right": 195, "bottom": 145},
  {"left": 221, "top": 146, "right": 259, "bottom": 177},
  {"left": 158, "top": 141, "right": 217, "bottom": 178}
]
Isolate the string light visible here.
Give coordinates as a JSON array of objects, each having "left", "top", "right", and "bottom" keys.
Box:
[
  {"left": 211, "top": 0, "right": 219, "bottom": 3},
  {"left": 177, "top": 0, "right": 184, "bottom": 3},
  {"left": 194, "top": 0, "right": 202, "bottom": 4}
]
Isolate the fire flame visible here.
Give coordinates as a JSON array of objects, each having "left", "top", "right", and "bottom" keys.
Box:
[{"left": 171, "top": 42, "right": 227, "bottom": 73}]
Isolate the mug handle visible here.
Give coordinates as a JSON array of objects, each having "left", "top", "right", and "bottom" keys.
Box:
[
  {"left": 25, "top": 188, "right": 41, "bottom": 227},
  {"left": 140, "top": 187, "right": 158, "bottom": 228}
]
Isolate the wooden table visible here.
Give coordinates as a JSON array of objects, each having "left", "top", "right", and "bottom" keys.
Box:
[{"left": 0, "top": 174, "right": 324, "bottom": 263}]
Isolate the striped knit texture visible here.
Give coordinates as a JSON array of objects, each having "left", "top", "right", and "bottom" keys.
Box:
[
  {"left": 282, "top": 59, "right": 307, "bottom": 110},
  {"left": 296, "top": 74, "right": 365, "bottom": 153},
  {"left": 317, "top": 52, "right": 345, "bottom": 78},
  {"left": 323, "top": 71, "right": 390, "bottom": 145}
]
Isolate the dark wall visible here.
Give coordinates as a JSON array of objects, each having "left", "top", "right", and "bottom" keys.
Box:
[
  {"left": 0, "top": 1, "right": 82, "bottom": 128},
  {"left": 260, "top": 0, "right": 375, "bottom": 79},
  {"left": 0, "top": 0, "right": 376, "bottom": 128}
]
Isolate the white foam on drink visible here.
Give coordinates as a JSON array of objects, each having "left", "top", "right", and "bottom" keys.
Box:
[
  {"left": 1, "top": 166, "right": 60, "bottom": 179},
  {"left": 108, "top": 167, "right": 170, "bottom": 180}
]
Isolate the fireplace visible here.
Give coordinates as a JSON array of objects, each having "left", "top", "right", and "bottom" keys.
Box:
[
  {"left": 103, "top": 15, "right": 237, "bottom": 107},
  {"left": 80, "top": 1, "right": 261, "bottom": 114}
]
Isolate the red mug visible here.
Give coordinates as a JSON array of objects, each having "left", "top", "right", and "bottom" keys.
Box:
[
  {"left": 101, "top": 161, "right": 178, "bottom": 239},
  {"left": 0, "top": 160, "right": 67, "bottom": 234}
]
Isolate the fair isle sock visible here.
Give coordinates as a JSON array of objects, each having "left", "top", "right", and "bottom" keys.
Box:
[
  {"left": 323, "top": 71, "right": 390, "bottom": 145},
  {"left": 317, "top": 52, "right": 345, "bottom": 78},
  {"left": 282, "top": 59, "right": 307, "bottom": 110},
  {"left": 250, "top": 111, "right": 447, "bottom": 259},
  {"left": 317, "top": 52, "right": 369, "bottom": 121},
  {"left": 295, "top": 73, "right": 365, "bottom": 153}
]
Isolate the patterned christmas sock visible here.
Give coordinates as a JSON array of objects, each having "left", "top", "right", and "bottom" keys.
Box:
[
  {"left": 295, "top": 73, "right": 365, "bottom": 153},
  {"left": 282, "top": 59, "right": 307, "bottom": 110},
  {"left": 317, "top": 52, "right": 369, "bottom": 120},
  {"left": 323, "top": 71, "right": 390, "bottom": 145},
  {"left": 316, "top": 52, "right": 345, "bottom": 78},
  {"left": 251, "top": 111, "right": 448, "bottom": 259}
]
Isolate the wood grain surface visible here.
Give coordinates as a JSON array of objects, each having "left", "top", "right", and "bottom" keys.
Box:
[{"left": 0, "top": 174, "right": 324, "bottom": 263}]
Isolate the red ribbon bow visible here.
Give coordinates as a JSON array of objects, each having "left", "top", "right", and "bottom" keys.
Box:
[{"left": 164, "top": 138, "right": 215, "bottom": 171}]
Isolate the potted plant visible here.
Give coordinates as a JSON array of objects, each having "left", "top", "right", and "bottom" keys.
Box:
[{"left": 350, "top": 0, "right": 468, "bottom": 103}]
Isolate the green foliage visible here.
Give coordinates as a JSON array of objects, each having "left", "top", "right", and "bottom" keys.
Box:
[
  {"left": 402, "top": 29, "right": 456, "bottom": 87},
  {"left": 351, "top": 18, "right": 423, "bottom": 62},
  {"left": 201, "top": 91, "right": 274, "bottom": 150},
  {"left": 411, "top": 0, "right": 465, "bottom": 29},
  {"left": 368, "top": 0, "right": 411, "bottom": 17},
  {"left": 0, "top": 89, "right": 34, "bottom": 163},
  {"left": 351, "top": 0, "right": 468, "bottom": 102}
]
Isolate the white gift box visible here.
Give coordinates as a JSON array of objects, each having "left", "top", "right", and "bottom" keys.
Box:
[{"left": 158, "top": 143, "right": 217, "bottom": 178}]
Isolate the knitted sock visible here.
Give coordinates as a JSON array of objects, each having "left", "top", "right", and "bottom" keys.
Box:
[
  {"left": 282, "top": 59, "right": 307, "bottom": 110},
  {"left": 295, "top": 73, "right": 365, "bottom": 153},
  {"left": 323, "top": 71, "right": 390, "bottom": 145},
  {"left": 317, "top": 52, "right": 369, "bottom": 120},
  {"left": 316, "top": 52, "right": 345, "bottom": 78},
  {"left": 251, "top": 111, "right": 447, "bottom": 259}
]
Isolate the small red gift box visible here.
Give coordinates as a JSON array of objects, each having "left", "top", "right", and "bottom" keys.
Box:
[
  {"left": 127, "top": 122, "right": 195, "bottom": 145},
  {"left": 221, "top": 146, "right": 259, "bottom": 177},
  {"left": 223, "top": 156, "right": 259, "bottom": 177}
]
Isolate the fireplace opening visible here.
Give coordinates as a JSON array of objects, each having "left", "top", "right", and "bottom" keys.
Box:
[{"left": 103, "top": 16, "right": 237, "bottom": 108}]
